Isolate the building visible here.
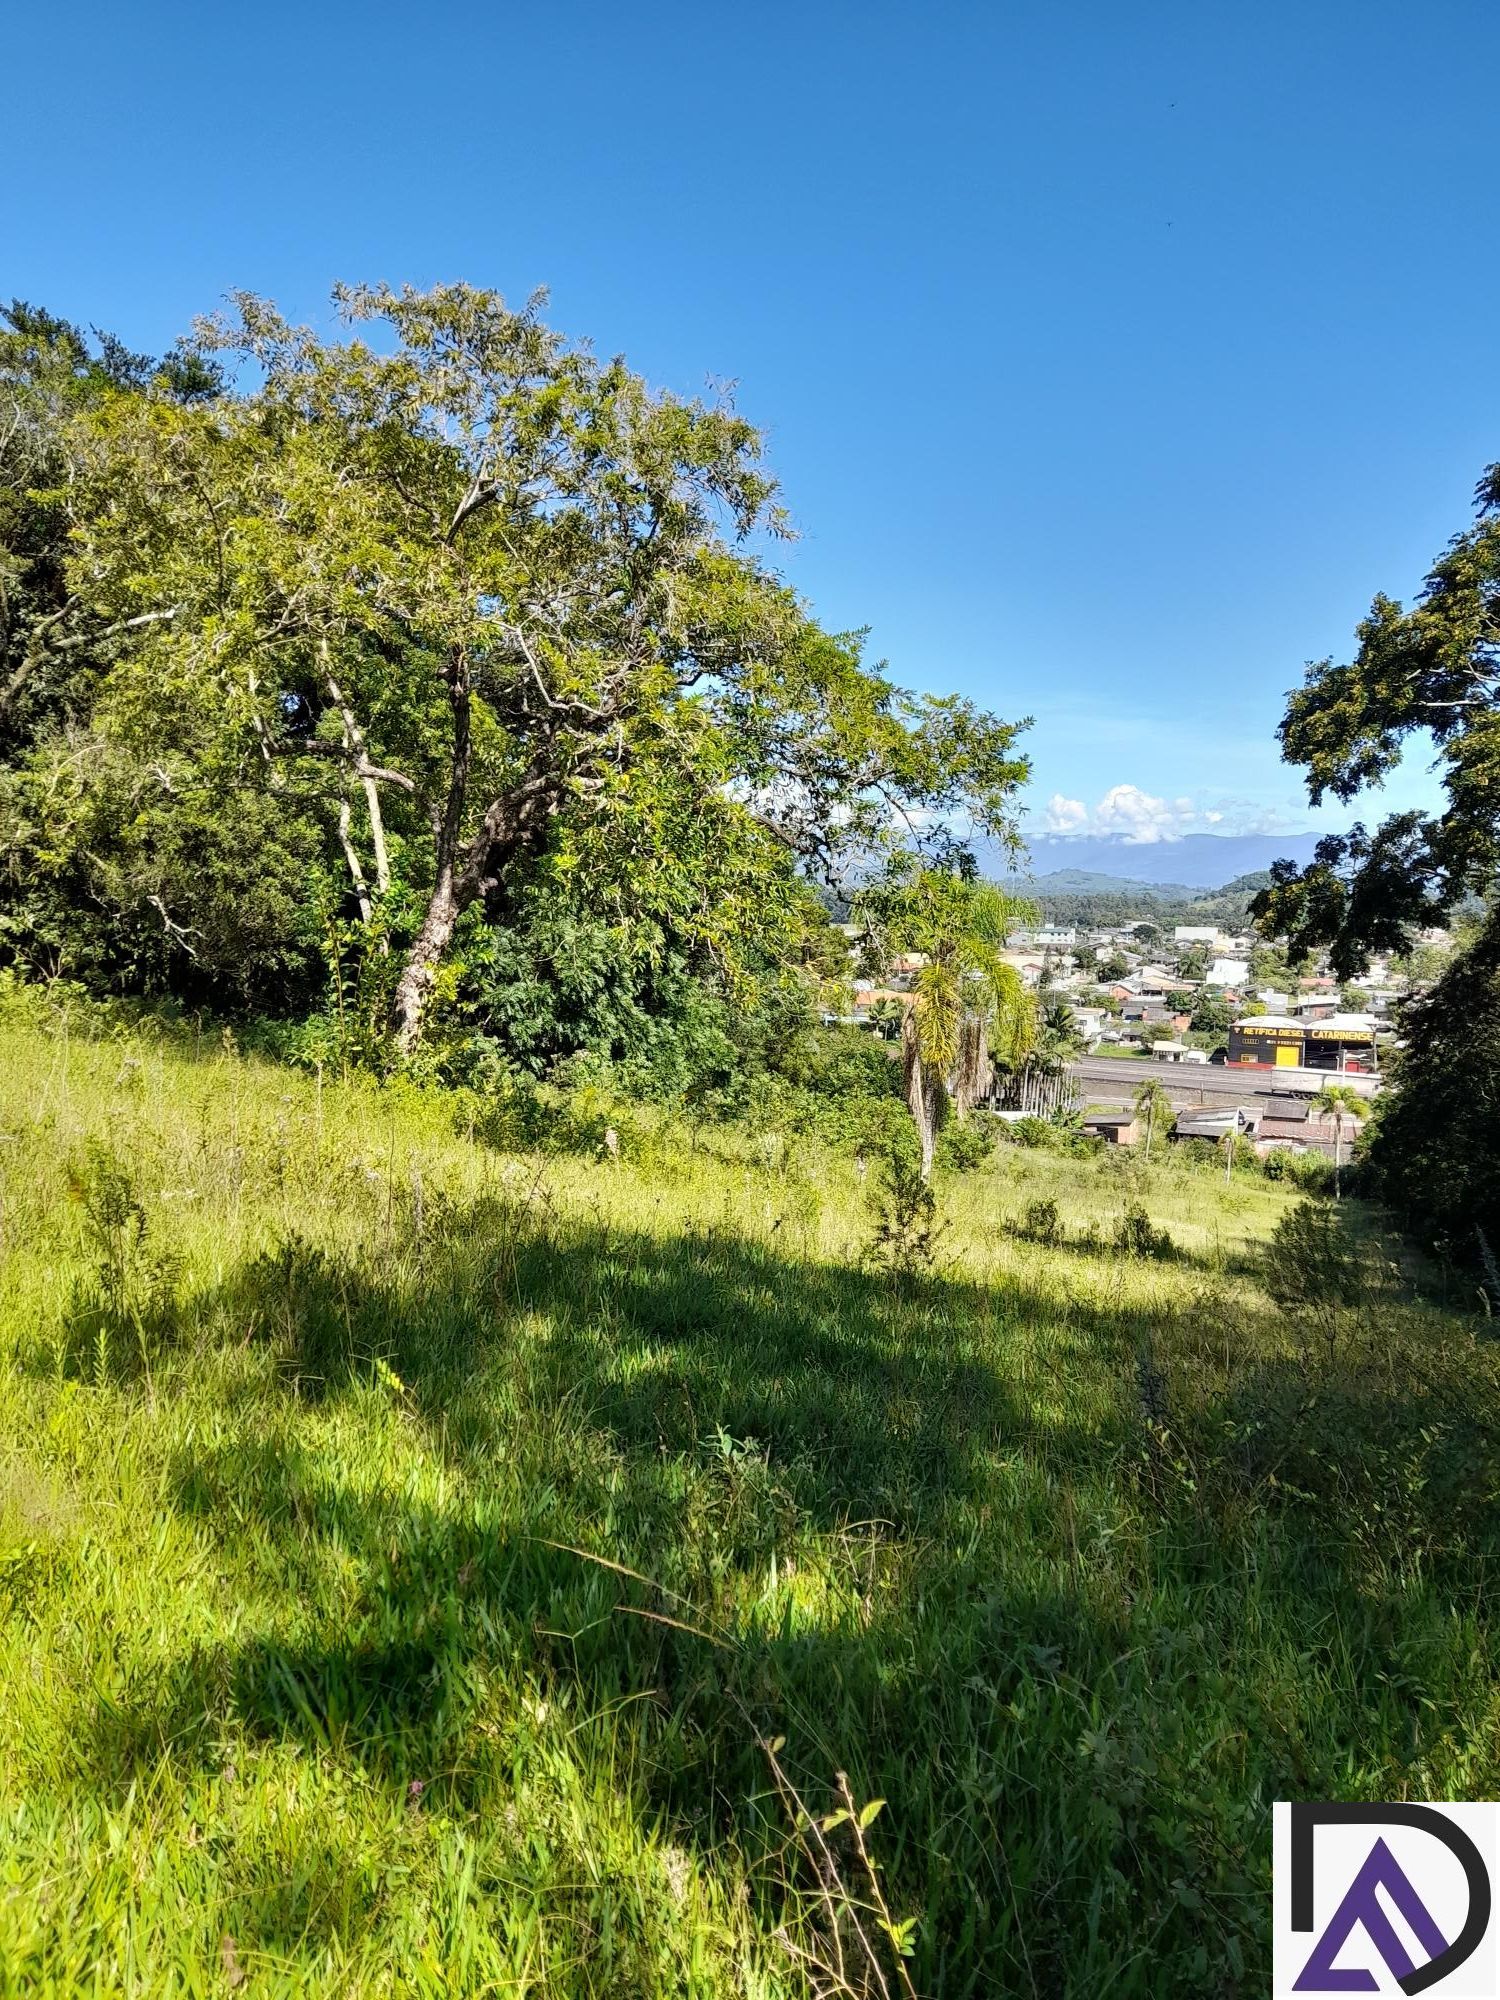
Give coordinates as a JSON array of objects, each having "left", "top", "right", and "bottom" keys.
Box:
[
  {"left": 850, "top": 984, "right": 910, "bottom": 1025},
  {"left": 1082, "top": 1111, "right": 1138, "bottom": 1146},
  {"left": 1000, "top": 951, "right": 1050, "bottom": 989},
  {"left": 1227, "top": 1011, "right": 1379, "bottom": 1073},
  {"left": 1173, "top": 926, "right": 1220, "bottom": 946},
  {"left": 1225, "top": 1014, "right": 1302, "bottom": 1066},
  {"left": 1203, "top": 957, "right": 1250, "bottom": 987},
  {"left": 1300, "top": 1013, "right": 1380, "bottom": 1072},
  {"left": 1122, "top": 1005, "right": 1191, "bottom": 1033},
  {"left": 1110, "top": 965, "right": 1183, "bottom": 1005},
  {"left": 1151, "top": 1042, "right": 1208, "bottom": 1064},
  {"left": 1252, "top": 1094, "right": 1344, "bottom": 1158},
  {"left": 1173, "top": 1104, "right": 1261, "bottom": 1142}
]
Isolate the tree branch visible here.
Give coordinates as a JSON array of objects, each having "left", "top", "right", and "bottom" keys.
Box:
[{"left": 325, "top": 667, "right": 393, "bottom": 892}]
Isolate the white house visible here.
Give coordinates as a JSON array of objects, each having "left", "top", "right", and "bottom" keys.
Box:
[{"left": 1204, "top": 957, "right": 1250, "bottom": 987}]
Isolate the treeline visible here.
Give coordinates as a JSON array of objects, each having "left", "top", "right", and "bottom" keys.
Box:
[
  {"left": 1006, "top": 871, "right": 1272, "bottom": 931},
  {"left": 0, "top": 291, "right": 1027, "bottom": 1110}
]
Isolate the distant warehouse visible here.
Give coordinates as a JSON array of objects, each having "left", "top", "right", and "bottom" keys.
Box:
[{"left": 1227, "top": 1010, "right": 1378, "bottom": 1073}]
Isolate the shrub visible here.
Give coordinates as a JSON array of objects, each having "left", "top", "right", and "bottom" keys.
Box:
[
  {"left": 1114, "top": 1203, "right": 1175, "bottom": 1260},
  {"left": 1004, "top": 1116, "right": 1053, "bottom": 1149},
  {"left": 867, "top": 1147, "right": 944, "bottom": 1282},
  {"left": 1019, "top": 1197, "right": 1061, "bottom": 1246},
  {"left": 61, "top": 1143, "right": 180, "bottom": 1380},
  {"left": 1262, "top": 1200, "right": 1364, "bottom": 1331},
  {"left": 937, "top": 1118, "right": 997, "bottom": 1173}
]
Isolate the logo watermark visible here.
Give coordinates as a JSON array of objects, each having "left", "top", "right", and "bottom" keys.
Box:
[{"left": 1274, "top": 1803, "right": 1498, "bottom": 1996}]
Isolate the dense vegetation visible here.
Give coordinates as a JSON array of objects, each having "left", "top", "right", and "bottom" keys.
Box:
[
  {"left": 1363, "top": 917, "right": 1500, "bottom": 1262},
  {"left": 0, "top": 293, "right": 1023, "bottom": 1087},
  {"left": 1256, "top": 465, "right": 1500, "bottom": 1266},
  {"left": 2, "top": 989, "right": 1497, "bottom": 1996},
  {"left": 1006, "top": 870, "right": 1273, "bottom": 931}
]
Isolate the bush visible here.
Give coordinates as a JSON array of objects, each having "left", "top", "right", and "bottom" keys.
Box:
[
  {"left": 1261, "top": 1148, "right": 1336, "bottom": 1195},
  {"left": 1114, "top": 1203, "right": 1175, "bottom": 1260},
  {"left": 1262, "top": 1199, "right": 1365, "bottom": 1332},
  {"left": 937, "top": 1118, "right": 997, "bottom": 1173},
  {"left": 1019, "top": 1198, "right": 1061, "bottom": 1246},
  {"left": 867, "top": 1147, "right": 944, "bottom": 1282},
  {"left": 60, "top": 1142, "right": 180, "bottom": 1379}
]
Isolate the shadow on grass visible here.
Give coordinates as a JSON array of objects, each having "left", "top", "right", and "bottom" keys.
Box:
[{"left": 67, "top": 1204, "right": 1500, "bottom": 1996}]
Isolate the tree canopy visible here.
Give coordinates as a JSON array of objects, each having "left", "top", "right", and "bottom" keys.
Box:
[
  {"left": 855, "top": 865, "right": 1036, "bottom": 1176},
  {"left": 1, "top": 285, "right": 1031, "bottom": 1070},
  {"left": 1255, "top": 465, "right": 1499, "bottom": 1260},
  {"left": 1254, "top": 465, "right": 1500, "bottom": 975}
]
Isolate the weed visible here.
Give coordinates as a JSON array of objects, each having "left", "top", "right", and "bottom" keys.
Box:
[
  {"left": 1115, "top": 1203, "right": 1176, "bottom": 1260},
  {"left": 1018, "top": 1196, "right": 1061, "bottom": 1245},
  {"left": 61, "top": 1142, "right": 179, "bottom": 1384},
  {"left": 866, "top": 1147, "right": 944, "bottom": 1282}
]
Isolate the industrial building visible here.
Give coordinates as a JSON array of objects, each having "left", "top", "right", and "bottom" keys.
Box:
[{"left": 1226, "top": 1011, "right": 1378, "bottom": 1073}]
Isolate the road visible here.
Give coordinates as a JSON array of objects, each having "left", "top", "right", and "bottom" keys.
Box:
[{"left": 1067, "top": 1055, "right": 1382, "bottom": 1112}]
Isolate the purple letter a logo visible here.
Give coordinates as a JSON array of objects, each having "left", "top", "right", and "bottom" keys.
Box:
[
  {"left": 1289, "top": 1805, "right": 1491, "bottom": 1997},
  {"left": 1295, "top": 1838, "right": 1448, "bottom": 1991}
]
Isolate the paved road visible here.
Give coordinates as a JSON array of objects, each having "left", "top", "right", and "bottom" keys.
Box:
[{"left": 1067, "top": 1055, "right": 1382, "bottom": 1111}]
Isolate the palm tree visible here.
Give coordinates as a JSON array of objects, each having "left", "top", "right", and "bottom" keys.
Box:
[
  {"left": 1313, "top": 1081, "right": 1370, "bottom": 1197},
  {"left": 864, "top": 870, "right": 1037, "bottom": 1179},
  {"left": 1040, "top": 999, "right": 1085, "bottom": 1063},
  {"left": 866, "top": 997, "right": 904, "bottom": 1043},
  {"left": 1132, "top": 1076, "right": 1175, "bottom": 1155}
]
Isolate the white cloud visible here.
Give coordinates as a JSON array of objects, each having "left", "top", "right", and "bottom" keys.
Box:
[
  {"left": 1033, "top": 785, "right": 1308, "bottom": 843},
  {"left": 1091, "top": 784, "right": 1196, "bottom": 844},
  {"left": 1042, "top": 793, "right": 1089, "bottom": 834}
]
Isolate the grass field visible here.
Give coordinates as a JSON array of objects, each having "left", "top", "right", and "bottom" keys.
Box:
[{"left": 1, "top": 985, "right": 1496, "bottom": 1996}]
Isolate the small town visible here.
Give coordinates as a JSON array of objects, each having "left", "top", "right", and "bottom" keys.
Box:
[{"left": 845, "top": 887, "right": 1437, "bottom": 1158}]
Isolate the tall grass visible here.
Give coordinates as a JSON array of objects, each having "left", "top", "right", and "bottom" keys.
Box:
[{"left": 0, "top": 983, "right": 1495, "bottom": 1996}]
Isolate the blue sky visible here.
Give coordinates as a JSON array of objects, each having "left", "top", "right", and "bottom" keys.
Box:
[{"left": 5, "top": 0, "right": 1496, "bottom": 848}]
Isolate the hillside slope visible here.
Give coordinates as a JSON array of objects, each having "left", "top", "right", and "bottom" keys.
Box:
[{"left": 0, "top": 990, "right": 1494, "bottom": 1996}]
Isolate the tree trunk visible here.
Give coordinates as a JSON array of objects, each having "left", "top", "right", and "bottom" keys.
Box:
[
  {"left": 391, "top": 646, "right": 472, "bottom": 1053},
  {"left": 391, "top": 880, "right": 464, "bottom": 1052},
  {"left": 902, "top": 1014, "right": 942, "bottom": 1181},
  {"left": 335, "top": 800, "right": 372, "bottom": 924},
  {"left": 952, "top": 1011, "right": 992, "bottom": 1118}
]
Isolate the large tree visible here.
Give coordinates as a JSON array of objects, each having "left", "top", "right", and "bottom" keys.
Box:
[
  {"left": 1362, "top": 919, "right": 1500, "bottom": 1258},
  {"left": 57, "top": 285, "right": 1030, "bottom": 1047},
  {"left": 1254, "top": 465, "right": 1500, "bottom": 1259},
  {"left": 0, "top": 305, "right": 302, "bottom": 1001},
  {"left": 1253, "top": 464, "right": 1500, "bottom": 975}
]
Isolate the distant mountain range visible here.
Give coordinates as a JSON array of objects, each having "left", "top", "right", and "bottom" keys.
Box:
[
  {"left": 999, "top": 831, "right": 1321, "bottom": 890},
  {"left": 1004, "top": 868, "right": 1212, "bottom": 901}
]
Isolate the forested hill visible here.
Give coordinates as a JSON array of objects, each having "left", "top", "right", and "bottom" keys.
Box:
[{"left": 1000, "top": 869, "right": 1274, "bottom": 929}]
